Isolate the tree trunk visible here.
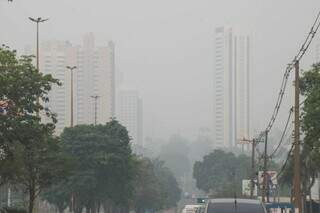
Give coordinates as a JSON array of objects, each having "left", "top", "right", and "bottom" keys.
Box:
[
  {"left": 102, "top": 200, "right": 113, "bottom": 213},
  {"left": 309, "top": 190, "right": 313, "bottom": 213},
  {"left": 76, "top": 205, "right": 83, "bottom": 213},
  {"left": 97, "top": 201, "right": 101, "bottom": 213},
  {"left": 120, "top": 205, "right": 129, "bottom": 213},
  {"left": 91, "top": 203, "right": 96, "bottom": 213},
  {"left": 28, "top": 187, "right": 35, "bottom": 213},
  {"left": 58, "top": 206, "right": 64, "bottom": 213},
  {"left": 86, "top": 207, "right": 90, "bottom": 213},
  {"left": 136, "top": 207, "right": 144, "bottom": 213}
]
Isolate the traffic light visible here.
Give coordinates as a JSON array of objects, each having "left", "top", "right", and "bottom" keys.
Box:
[{"left": 197, "top": 198, "right": 206, "bottom": 204}]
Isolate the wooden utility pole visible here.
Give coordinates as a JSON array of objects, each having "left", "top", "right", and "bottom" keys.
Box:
[
  {"left": 250, "top": 139, "right": 256, "bottom": 199},
  {"left": 238, "top": 137, "right": 256, "bottom": 199},
  {"left": 262, "top": 130, "right": 268, "bottom": 203},
  {"left": 293, "top": 60, "right": 302, "bottom": 211}
]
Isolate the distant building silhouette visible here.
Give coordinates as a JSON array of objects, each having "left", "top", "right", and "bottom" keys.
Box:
[
  {"left": 34, "top": 34, "right": 115, "bottom": 134},
  {"left": 213, "top": 27, "right": 250, "bottom": 149},
  {"left": 117, "top": 89, "right": 143, "bottom": 147}
]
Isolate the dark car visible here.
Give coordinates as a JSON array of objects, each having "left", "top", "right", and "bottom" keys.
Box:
[{"left": 206, "top": 198, "right": 267, "bottom": 213}]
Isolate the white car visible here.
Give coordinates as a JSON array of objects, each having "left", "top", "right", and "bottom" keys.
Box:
[{"left": 182, "top": 204, "right": 205, "bottom": 213}]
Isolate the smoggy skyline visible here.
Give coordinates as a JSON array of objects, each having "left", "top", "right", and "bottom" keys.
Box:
[{"left": 1, "top": 0, "right": 320, "bottom": 140}]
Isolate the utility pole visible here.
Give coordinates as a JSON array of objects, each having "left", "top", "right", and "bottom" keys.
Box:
[
  {"left": 293, "top": 60, "right": 302, "bottom": 211},
  {"left": 251, "top": 139, "right": 256, "bottom": 199},
  {"left": 66, "top": 66, "right": 77, "bottom": 212},
  {"left": 238, "top": 137, "right": 256, "bottom": 199},
  {"left": 262, "top": 130, "right": 269, "bottom": 203},
  {"left": 28, "top": 17, "right": 49, "bottom": 72},
  {"left": 66, "top": 66, "right": 77, "bottom": 127},
  {"left": 90, "top": 95, "right": 100, "bottom": 125},
  {"left": 318, "top": 173, "right": 320, "bottom": 213},
  {"left": 66, "top": 66, "right": 77, "bottom": 213},
  {"left": 29, "top": 17, "right": 48, "bottom": 117}
]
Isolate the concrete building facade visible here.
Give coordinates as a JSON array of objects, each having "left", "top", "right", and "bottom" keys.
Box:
[
  {"left": 117, "top": 89, "right": 143, "bottom": 146},
  {"left": 39, "top": 34, "right": 115, "bottom": 134},
  {"left": 213, "top": 27, "right": 251, "bottom": 148}
]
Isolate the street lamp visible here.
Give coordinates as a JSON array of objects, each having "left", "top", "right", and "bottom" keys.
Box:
[
  {"left": 66, "top": 66, "right": 76, "bottom": 213},
  {"left": 28, "top": 17, "right": 49, "bottom": 71},
  {"left": 90, "top": 95, "right": 100, "bottom": 125},
  {"left": 66, "top": 66, "right": 77, "bottom": 127}
]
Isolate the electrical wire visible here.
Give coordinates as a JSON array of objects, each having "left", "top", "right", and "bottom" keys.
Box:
[
  {"left": 274, "top": 131, "right": 320, "bottom": 182},
  {"left": 269, "top": 107, "right": 293, "bottom": 158},
  {"left": 264, "top": 11, "right": 320, "bottom": 133},
  {"left": 275, "top": 142, "right": 294, "bottom": 180}
]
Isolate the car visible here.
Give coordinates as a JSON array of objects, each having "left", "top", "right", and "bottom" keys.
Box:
[
  {"left": 206, "top": 198, "right": 267, "bottom": 213},
  {"left": 182, "top": 204, "right": 205, "bottom": 213}
]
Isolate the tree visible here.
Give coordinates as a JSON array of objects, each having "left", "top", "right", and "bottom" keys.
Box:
[
  {"left": 159, "top": 134, "right": 191, "bottom": 179},
  {"left": 152, "top": 159, "right": 181, "bottom": 209},
  {"left": 132, "top": 158, "right": 181, "bottom": 213},
  {"left": 193, "top": 150, "right": 251, "bottom": 197},
  {"left": 46, "top": 120, "right": 135, "bottom": 213},
  {"left": 0, "top": 46, "right": 62, "bottom": 213},
  {"left": 300, "top": 63, "right": 320, "bottom": 166},
  {"left": 280, "top": 63, "right": 320, "bottom": 202},
  {"left": 41, "top": 181, "right": 70, "bottom": 213},
  {"left": 0, "top": 46, "right": 59, "bottom": 156},
  {"left": 132, "top": 158, "right": 162, "bottom": 213}
]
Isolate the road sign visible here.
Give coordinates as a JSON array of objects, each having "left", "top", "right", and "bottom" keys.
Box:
[
  {"left": 242, "top": 179, "right": 257, "bottom": 196},
  {"left": 258, "top": 171, "right": 277, "bottom": 187}
]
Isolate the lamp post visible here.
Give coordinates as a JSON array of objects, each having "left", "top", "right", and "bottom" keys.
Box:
[
  {"left": 66, "top": 66, "right": 77, "bottom": 127},
  {"left": 90, "top": 95, "right": 100, "bottom": 125},
  {"left": 66, "top": 66, "right": 77, "bottom": 213},
  {"left": 28, "top": 17, "right": 48, "bottom": 71}
]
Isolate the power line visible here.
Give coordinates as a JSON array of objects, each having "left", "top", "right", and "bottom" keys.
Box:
[
  {"left": 254, "top": 132, "right": 266, "bottom": 161},
  {"left": 275, "top": 130, "right": 320, "bottom": 182},
  {"left": 264, "top": 11, "right": 320, "bottom": 133},
  {"left": 296, "top": 12, "right": 320, "bottom": 62},
  {"left": 269, "top": 107, "right": 293, "bottom": 158},
  {"left": 276, "top": 128, "right": 320, "bottom": 180},
  {"left": 260, "top": 13, "right": 320, "bottom": 204},
  {"left": 275, "top": 142, "right": 294, "bottom": 180}
]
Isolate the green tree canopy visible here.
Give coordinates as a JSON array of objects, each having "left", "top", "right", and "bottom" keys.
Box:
[
  {"left": 44, "top": 120, "right": 135, "bottom": 213},
  {"left": 300, "top": 63, "right": 320, "bottom": 166},
  {"left": 0, "top": 46, "right": 59, "bottom": 156},
  {"left": 280, "top": 63, "right": 320, "bottom": 198},
  {"left": 0, "top": 46, "right": 63, "bottom": 213},
  {"left": 193, "top": 150, "right": 251, "bottom": 197},
  {"left": 132, "top": 158, "right": 181, "bottom": 213}
]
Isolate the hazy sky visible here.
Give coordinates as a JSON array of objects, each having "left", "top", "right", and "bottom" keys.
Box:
[{"left": 1, "top": 0, "right": 320, "bottom": 140}]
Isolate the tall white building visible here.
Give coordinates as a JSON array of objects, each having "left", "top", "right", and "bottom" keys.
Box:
[
  {"left": 213, "top": 27, "right": 250, "bottom": 148},
  {"left": 76, "top": 34, "right": 115, "bottom": 125},
  {"left": 39, "top": 34, "right": 115, "bottom": 134},
  {"left": 117, "top": 89, "right": 143, "bottom": 146},
  {"left": 214, "top": 27, "right": 233, "bottom": 148},
  {"left": 235, "top": 35, "right": 250, "bottom": 146},
  {"left": 39, "top": 40, "right": 74, "bottom": 133}
]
